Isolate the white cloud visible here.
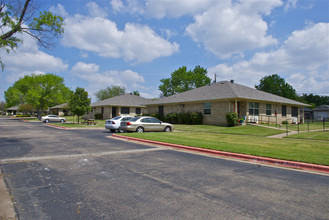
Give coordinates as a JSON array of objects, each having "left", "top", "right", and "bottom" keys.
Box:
[
  {"left": 0, "top": 30, "right": 68, "bottom": 84},
  {"left": 284, "top": 0, "right": 298, "bottom": 11},
  {"left": 86, "top": 2, "right": 108, "bottom": 18},
  {"left": 62, "top": 14, "right": 179, "bottom": 63},
  {"left": 71, "top": 62, "right": 148, "bottom": 100},
  {"left": 110, "top": 0, "right": 144, "bottom": 14},
  {"left": 186, "top": 0, "right": 282, "bottom": 59},
  {"left": 209, "top": 23, "right": 329, "bottom": 95},
  {"left": 110, "top": 0, "right": 125, "bottom": 12},
  {"left": 49, "top": 4, "right": 69, "bottom": 18},
  {"left": 144, "top": 0, "right": 217, "bottom": 19}
]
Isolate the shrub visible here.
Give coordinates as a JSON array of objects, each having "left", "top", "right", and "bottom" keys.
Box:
[
  {"left": 226, "top": 112, "right": 238, "bottom": 127},
  {"left": 94, "top": 113, "right": 103, "bottom": 120}
]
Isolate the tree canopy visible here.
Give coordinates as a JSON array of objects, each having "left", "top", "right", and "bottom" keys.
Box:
[
  {"left": 255, "top": 74, "right": 299, "bottom": 101},
  {"left": 4, "top": 73, "right": 71, "bottom": 117},
  {"left": 300, "top": 94, "right": 329, "bottom": 108},
  {"left": 0, "top": 0, "right": 64, "bottom": 69},
  {"left": 95, "top": 86, "right": 126, "bottom": 101},
  {"left": 68, "top": 87, "right": 91, "bottom": 123},
  {"left": 159, "top": 65, "right": 211, "bottom": 97}
]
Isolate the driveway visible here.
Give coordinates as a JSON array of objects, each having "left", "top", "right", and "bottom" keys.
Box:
[{"left": 1, "top": 117, "right": 329, "bottom": 219}]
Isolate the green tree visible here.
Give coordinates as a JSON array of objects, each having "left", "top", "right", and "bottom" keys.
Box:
[
  {"left": 4, "top": 73, "right": 71, "bottom": 118},
  {"left": 69, "top": 87, "right": 91, "bottom": 124},
  {"left": 159, "top": 66, "right": 211, "bottom": 97},
  {"left": 255, "top": 74, "right": 299, "bottom": 100},
  {"left": 95, "top": 86, "right": 126, "bottom": 101},
  {"left": 0, "top": 0, "right": 64, "bottom": 69},
  {"left": 300, "top": 94, "right": 329, "bottom": 108},
  {"left": 132, "top": 90, "right": 140, "bottom": 96},
  {"left": 0, "top": 101, "right": 5, "bottom": 113},
  {"left": 18, "top": 103, "right": 33, "bottom": 115}
]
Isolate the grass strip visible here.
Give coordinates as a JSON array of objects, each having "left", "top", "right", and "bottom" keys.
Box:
[
  {"left": 120, "top": 132, "right": 329, "bottom": 166},
  {"left": 174, "top": 124, "right": 284, "bottom": 136},
  {"left": 286, "top": 131, "right": 329, "bottom": 141}
]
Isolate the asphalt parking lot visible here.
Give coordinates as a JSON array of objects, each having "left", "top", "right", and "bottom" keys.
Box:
[{"left": 1, "top": 117, "right": 329, "bottom": 219}]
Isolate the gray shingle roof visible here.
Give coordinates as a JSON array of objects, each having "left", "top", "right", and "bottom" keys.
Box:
[
  {"left": 91, "top": 93, "right": 150, "bottom": 107},
  {"left": 149, "top": 81, "right": 309, "bottom": 106},
  {"left": 313, "top": 105, "right": 329, "bottom": 111}
]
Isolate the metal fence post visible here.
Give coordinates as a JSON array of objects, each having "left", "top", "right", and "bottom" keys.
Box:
[
  {"left": 324, "top": 118, "right": 325, "bottom": 131},
  {"left": 286, "top": 120, "right": 288, "bottom": 136}
]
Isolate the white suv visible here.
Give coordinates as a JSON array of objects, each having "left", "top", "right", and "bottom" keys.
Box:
[{"left": 105, "top": 116, "right": 134, "bottom": 133}]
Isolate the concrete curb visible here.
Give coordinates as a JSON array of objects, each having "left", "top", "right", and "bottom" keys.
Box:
[
  {"left": 46, "top": 124, "right": 71, "bottom": 129},
  {"left": 112, "top": 134, "right": 329, "bottom": 174}
]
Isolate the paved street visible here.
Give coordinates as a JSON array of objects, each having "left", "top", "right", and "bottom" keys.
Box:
[{"left": 1, "top": 117, "right": 329, "bottom": 219}]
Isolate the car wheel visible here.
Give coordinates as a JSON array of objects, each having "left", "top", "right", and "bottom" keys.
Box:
[
  {"left": 110, "top": 129, "right": 116, "bottom": 133},
  {"left": 60, "top": 119, "right": 65, "bottom": 123},
  {"left": 136, "top": 127, "right": 144, "bottom": 133},
  {"left": 45, "top": 119, "right": 49, "bottom": 123},
  {"left": 164, "top": 126, "right": 172, "bottom": 132}
]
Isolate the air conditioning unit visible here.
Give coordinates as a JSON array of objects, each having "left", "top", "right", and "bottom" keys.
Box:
[{"left": 291, "top": 117, "right": 298, "bottom": 124}]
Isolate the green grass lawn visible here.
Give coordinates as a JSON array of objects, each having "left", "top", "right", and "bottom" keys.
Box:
[
  {"left": 174, "top": 124, "right": 284, "bottom": 136},
  {"left": 286, "top": 131, "right": 329, "bottom": 141},
  {"left": 261, "top": 121, "right": 327, "bottom": 131},
  {"left": 119, "top": 130, "right": 329, "bottom": 166}
]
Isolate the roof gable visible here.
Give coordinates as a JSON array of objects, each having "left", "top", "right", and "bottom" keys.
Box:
[{"left": 91, "top": 93, "right": 150, "bottom": 107}]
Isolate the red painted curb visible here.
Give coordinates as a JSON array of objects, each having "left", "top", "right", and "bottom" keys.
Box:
[
  {"left": 46, "top": 124, "right": 70, "bottom": 129},
  {"left": 112, "top": 134, "right": 329, "bottom": 174}
]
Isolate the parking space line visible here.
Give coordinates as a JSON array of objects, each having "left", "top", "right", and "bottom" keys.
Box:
[{"left": 0, "top": 147, "right": 166, "bottom": 164}]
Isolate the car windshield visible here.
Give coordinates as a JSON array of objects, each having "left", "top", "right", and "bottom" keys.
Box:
[{"left": 112, "top": 116, "right": 122, "bottom": 120}]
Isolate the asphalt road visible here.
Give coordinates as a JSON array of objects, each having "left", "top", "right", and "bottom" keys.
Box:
[{"left": 1, "top": 117, "right": 329, "bottom": 220}]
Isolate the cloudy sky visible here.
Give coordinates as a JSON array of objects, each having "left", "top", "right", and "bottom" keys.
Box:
[{"left": 0, "top": 0, "right": 328, "bottom": 102}]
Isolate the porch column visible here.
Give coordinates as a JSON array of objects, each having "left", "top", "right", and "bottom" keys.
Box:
[{"left": 234, "top": 100, "right": 238, "bottom": 114}]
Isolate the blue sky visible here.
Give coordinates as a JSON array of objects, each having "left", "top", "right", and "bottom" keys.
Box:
[{"left": 1, "top": 0, "right": 328, "bottom": 102}]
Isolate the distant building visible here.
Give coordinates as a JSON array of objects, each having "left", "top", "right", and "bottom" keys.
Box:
[{"left": 313, "top": 105, "right": 329, "bottom": 120}]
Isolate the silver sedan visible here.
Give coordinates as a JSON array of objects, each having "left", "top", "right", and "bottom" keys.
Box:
[
  {"left": 41, "top": 115, "right": 66, "bottom": 123},
  {"left": 119, "top": 116, "right": 174, "bottom": 133}
]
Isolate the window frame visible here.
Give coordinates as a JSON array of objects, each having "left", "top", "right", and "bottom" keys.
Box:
[
  {"left": 249, "top": 102, "right": 259, "bottom": 115},
  {"left": 282, "top": 105, "right": 287, "bottom": 117},
  {"left": 266, "top": 104, "right": 272, "bottom": 116},
  {"left": 121, "top": 107, "right": 130, "bottom": 115},
  {"left": 203, "top": 102, "right": 211, "bottom": 115}
]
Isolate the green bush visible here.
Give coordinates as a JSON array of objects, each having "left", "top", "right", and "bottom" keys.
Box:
[
  {"left": 94, "top": 113, "right": 103, "bottom": 120},
  {"left": 16, "top": 114, "right": 31, "bottom": 117},
  {"left": 226, "top": 112, "right": 238, "bottom": 127}
]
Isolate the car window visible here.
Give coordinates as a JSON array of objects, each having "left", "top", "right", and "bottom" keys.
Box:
[
  {"left": 121, "top": 117, "right": 133, "bottom": 121},
  {"left": 150, "top": 118, "right": 161, "bottom": 123},
  {"left": 129, "top": 117, "right": 140, "bottom": 122},
  {"left": 141, "top": 118, "right": 152, "bottom": 123},
  {"left": 112, "top": 116, "right": 122, "bottom": 120}
]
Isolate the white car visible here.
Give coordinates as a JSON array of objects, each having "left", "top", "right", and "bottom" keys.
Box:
[
  {"left": 41, "top": 115, "right": 66, "bottom": 123},
  {"left": 105, "top": 116, "right": 134, "bottom": 133}
]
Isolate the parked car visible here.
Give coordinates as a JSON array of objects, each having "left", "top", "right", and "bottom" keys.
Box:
[
  {"left": 105, "top": 116, "right": 134, "bottom": 133},
  {"left": 41, "top": 115, "right": 66, "bottom": 123},
  {"left": 119, "top": 116, "right": 174, "bottom": 133}
]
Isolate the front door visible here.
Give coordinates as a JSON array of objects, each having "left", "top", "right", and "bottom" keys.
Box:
[{"left": 112, "top": 107, "right": 117, "bottom": 118}]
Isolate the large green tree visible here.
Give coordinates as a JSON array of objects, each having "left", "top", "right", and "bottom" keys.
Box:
[
  {"left": 159, "top": 66, "right": 211, "bottom": 97},
  {"left": 4, "top": 73, "right": 71, "bottom": 118},
  {"left": 300, "top": 93, "right": 329, "bottom": 108},
  {"left": 95, "top": 86, "right": 126, "bottom": 101},
  {"left": 69, "top": 87, "right": 91, "bottom": 124},
  {"left": 0, "top": 0, "right": 64, "bottom": 69},
  {"left": 255, "top": 74, "right": 299, "bottom": 100}
]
